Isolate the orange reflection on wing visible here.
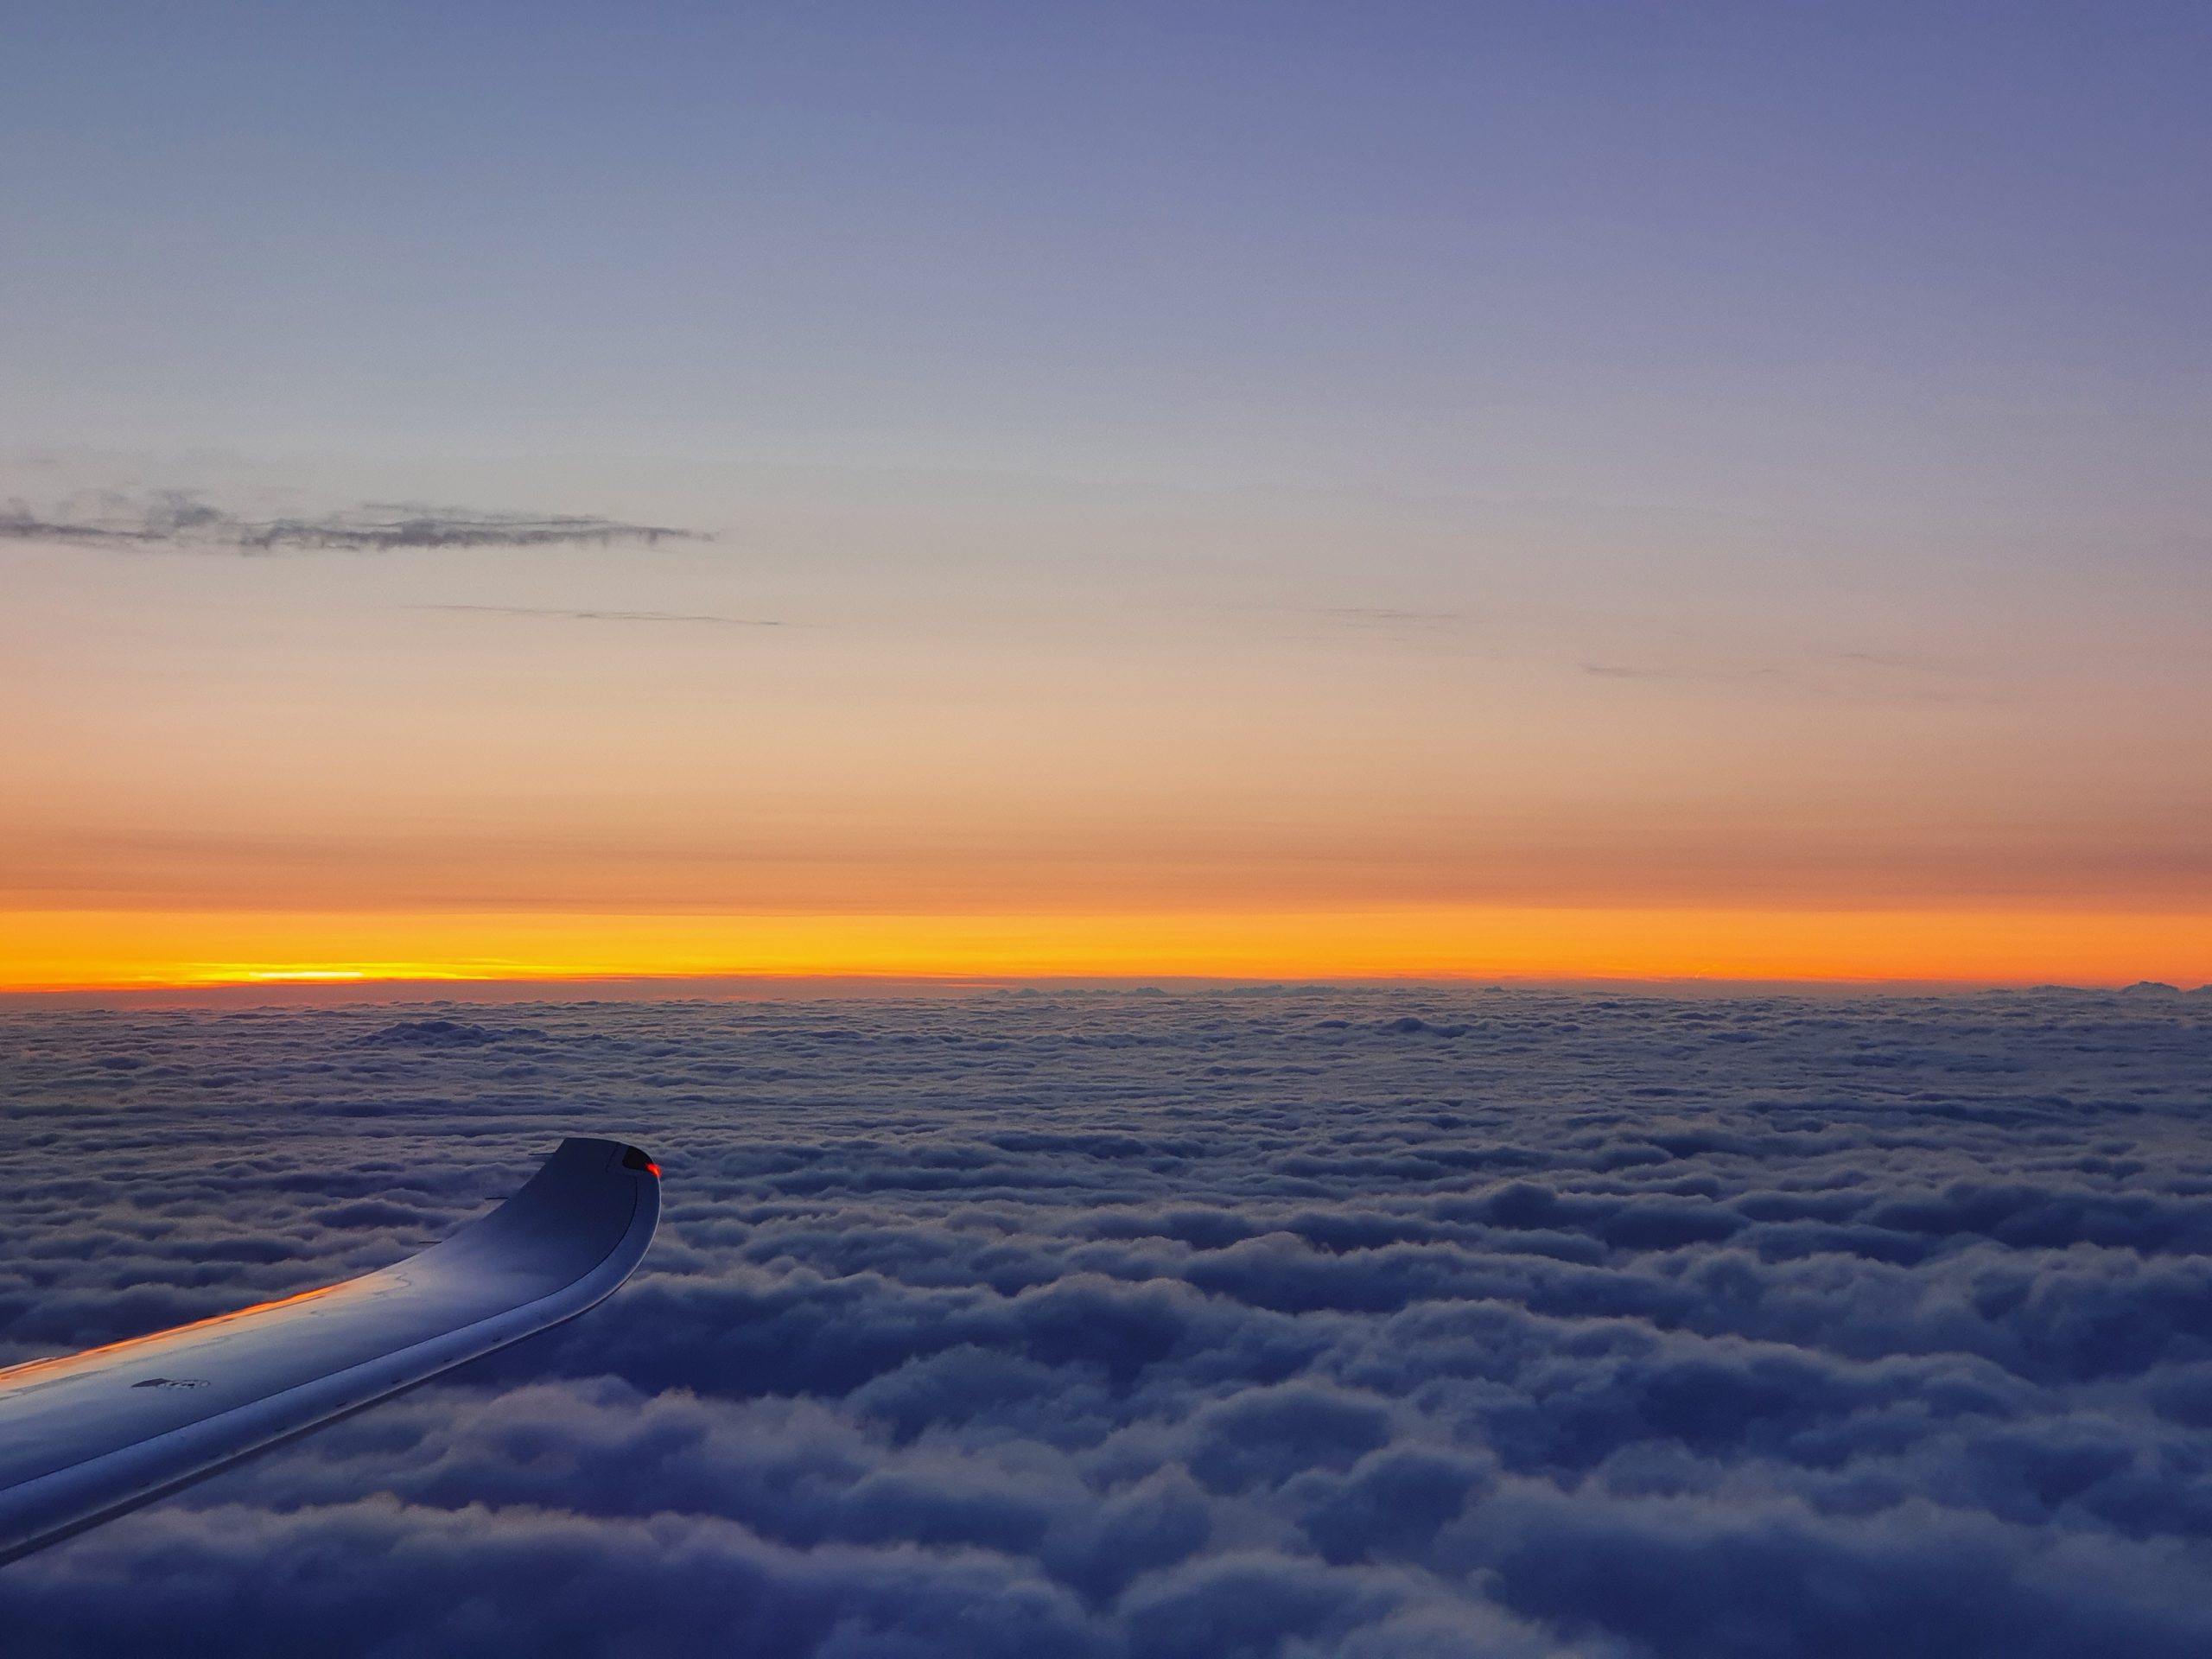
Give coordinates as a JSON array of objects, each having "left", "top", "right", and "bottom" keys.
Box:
[{"left": 0, "top": 1282, "right": 346, "bottom": 1387}]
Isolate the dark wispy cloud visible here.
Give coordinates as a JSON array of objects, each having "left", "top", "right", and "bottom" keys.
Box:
[
  {"left": 3, "top": 989, "right": 2209, "bottom": 1655},
  {"left": 1, "top": 492, "right": 704, "bottom": 553}
]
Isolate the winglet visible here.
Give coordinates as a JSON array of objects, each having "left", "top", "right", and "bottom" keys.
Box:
[{"left": 0, "top": 1138, "right": 659, "bottom": 1565}]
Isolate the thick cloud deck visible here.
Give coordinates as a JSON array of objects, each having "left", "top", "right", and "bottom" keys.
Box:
[{"left": 1, "top": 988, "right": 2209, "bottom": 1656}]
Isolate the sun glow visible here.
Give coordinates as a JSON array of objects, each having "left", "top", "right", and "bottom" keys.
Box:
[{"left": 2, "top": 905, "right": 2206, "bottom": 993}]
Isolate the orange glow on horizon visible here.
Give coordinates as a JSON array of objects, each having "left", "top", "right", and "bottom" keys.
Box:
[
  {"left": 8, "top": 521, "right": 2207, "bottom": 1001},
  {"left": 2, "top": 905, "right": 2206, "bottom": 993}
]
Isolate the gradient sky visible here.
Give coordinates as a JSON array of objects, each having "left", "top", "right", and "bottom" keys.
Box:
[{"left": 3, "top": 3, "right": 2209, "bottom": 987}]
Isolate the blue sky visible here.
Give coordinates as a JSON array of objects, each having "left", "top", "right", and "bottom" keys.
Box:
[{"left": 8, "top": 1, "right": 2208, "bottom": 515}]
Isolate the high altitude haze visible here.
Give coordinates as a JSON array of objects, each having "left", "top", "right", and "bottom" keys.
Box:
[{"left": 3, "top": 3, "right": 2207, "bottom": 987}]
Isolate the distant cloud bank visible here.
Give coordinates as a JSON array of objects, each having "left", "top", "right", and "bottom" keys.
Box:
[{"left": 2, "top": 989, "right": 2209, "bottom": 1656}]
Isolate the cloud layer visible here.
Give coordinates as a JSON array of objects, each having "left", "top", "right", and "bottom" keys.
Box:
[{"left": 2, "top": 989, "right": 2209, "bottom": 1656}]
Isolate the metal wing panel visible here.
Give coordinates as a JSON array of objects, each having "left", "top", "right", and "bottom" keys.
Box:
[{"left": 0, "top": 1136, "right": 659, "bottom": 1564}]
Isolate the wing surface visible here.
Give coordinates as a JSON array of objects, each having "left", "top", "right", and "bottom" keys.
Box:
[{"left": 0, "top": 1136, "right": 659, "bottom": 1564}]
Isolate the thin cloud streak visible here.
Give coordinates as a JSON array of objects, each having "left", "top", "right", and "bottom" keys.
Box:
[
  {"left": 1582, "top": 652, "right": 2002, "bottom": 706},
  {"left": 409, "top": 605, "right": 788, "bottom": 628},
  {"left": 1581, "top": 660, "right": 1783, "bottom": 683},
  {"left": 1316, "top": 606, "right": 1467, "bottom": 631}
]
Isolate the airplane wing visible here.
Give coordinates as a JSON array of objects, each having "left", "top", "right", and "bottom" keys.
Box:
[{"left": 0, "top": 1136, "right": 659, "bottom": 1565}]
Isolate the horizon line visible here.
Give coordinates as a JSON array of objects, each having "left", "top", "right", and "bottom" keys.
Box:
[{"left": 4, "top": 968, "right": 2207, "bottom": 1012}]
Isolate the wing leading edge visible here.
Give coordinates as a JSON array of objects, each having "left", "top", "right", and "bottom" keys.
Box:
[{"left": 0, "top": 1136, "right": 659, "bottom": 1564}]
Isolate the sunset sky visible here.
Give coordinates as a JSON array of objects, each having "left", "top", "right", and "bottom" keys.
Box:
[{"left": 4, "top": 3, "right": 2208, "bottom": 988}]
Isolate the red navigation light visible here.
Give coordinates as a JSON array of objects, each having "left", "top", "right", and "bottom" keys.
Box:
[{"left": 645, "top": 1162, "right": 661, "bottom": 1179}]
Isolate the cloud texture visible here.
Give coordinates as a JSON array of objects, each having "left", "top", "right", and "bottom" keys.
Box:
[
  {"left": 1, "top": 492, "right": 700, "bottom": 551},
  {"left": 2, "top": 989, "right": 2209, "bottom": 1656}
]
